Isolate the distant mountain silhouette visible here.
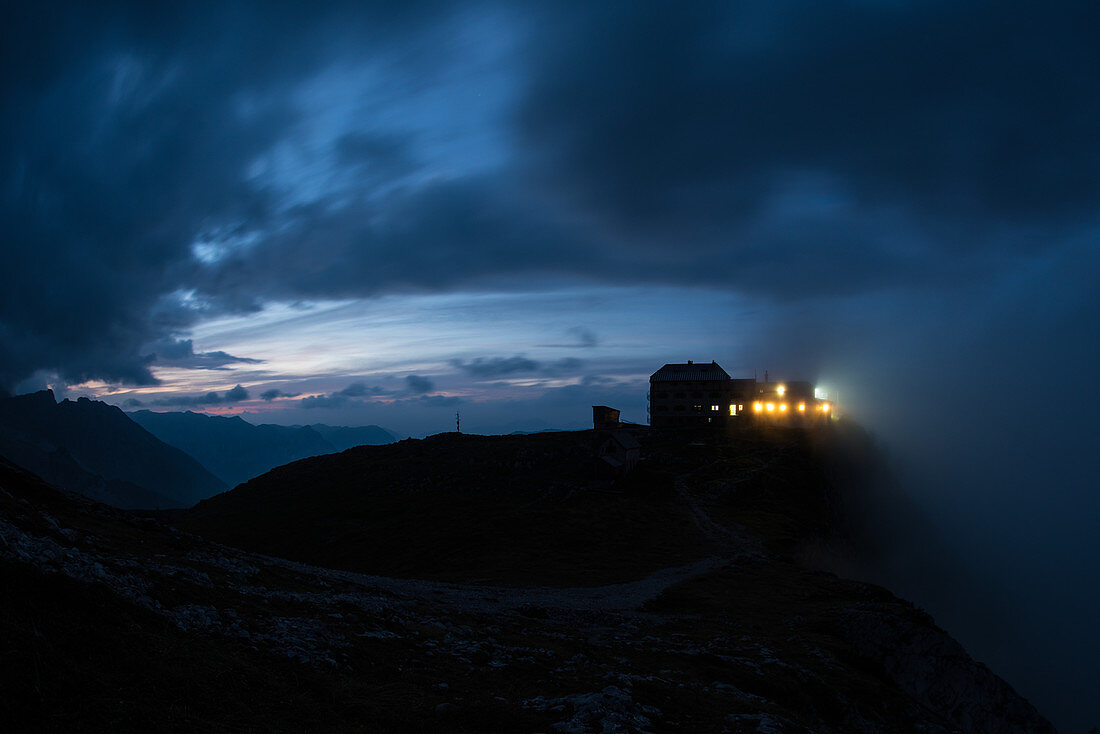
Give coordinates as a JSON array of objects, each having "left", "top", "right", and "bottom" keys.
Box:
[
  {"left": 130, "top": 411, "right": 396, "bottom": 488},
  {"left": 0, "top": 391, "right": 224, "bottom": 507},
  {"left": 307, "top": 423, "right": 397, "bottom": 452}
]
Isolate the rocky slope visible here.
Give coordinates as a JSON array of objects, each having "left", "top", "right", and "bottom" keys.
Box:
[{"left": 0, "top": 424, "right": 1056, "bottom": 732}]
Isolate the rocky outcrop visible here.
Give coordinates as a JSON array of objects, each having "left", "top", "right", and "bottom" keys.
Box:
[{"left": 842, "top": 606, "right": 1056, "bottom": 733}]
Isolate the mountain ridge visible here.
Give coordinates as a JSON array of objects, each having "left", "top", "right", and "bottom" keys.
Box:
[
  {"left": 129, "top": 410, "right": 396, "bottom": 488},
  {"left": 0, "top": 391, "right": 224, "bottom": 507}
]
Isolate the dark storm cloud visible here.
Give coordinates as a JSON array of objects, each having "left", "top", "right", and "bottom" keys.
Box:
[
  {"left": 504, "top": 1, "right": 1100, "bottom": 305},
  {"left": 0, "top": 2, "right": 484, "bottom": 390},
  {"left": 3, "top": 1, "right": 1098, "bottom": 392}
]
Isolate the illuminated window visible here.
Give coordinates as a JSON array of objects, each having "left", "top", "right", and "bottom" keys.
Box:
[
  {"left": 729, "top": 404, "right": 737, "bottom": 416},
  {"left": 739, "top": 404, "right": 743, "bottom": 411},
  {"left": 710, "top": 405, "right": 719, "bottom": 411},
  {"left": 693, "top": 404, "right": 703, "bottom": 412}
]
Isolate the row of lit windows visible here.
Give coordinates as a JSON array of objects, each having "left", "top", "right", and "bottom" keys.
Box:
[
  {"left": 752, "top": 401, "right": 830, "bottom": 414},
  {"left": 653, "top": 401, "right": 831, "bottom": 415}
]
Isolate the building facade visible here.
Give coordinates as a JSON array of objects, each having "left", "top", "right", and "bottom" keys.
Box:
[{"left": 648, "top": 361, "right": 832, "bottom": 427}]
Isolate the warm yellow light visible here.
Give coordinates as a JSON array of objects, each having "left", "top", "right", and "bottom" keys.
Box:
[
  {"left": 777, "top": 385, "right": 786, "bottom": 397},
  {"left": 822, "top": 403, "right": 830, "bottom": 413},
  {"left": 753, "top": 402, "right": 763, "bottom": 412},
  {"left": 779, "top": 403, "right": 787, "bottom": 412},
  {"left": 798, "top": 403, "right": 805, "bottom": 412},
  {"left": 766, "top": 402, "right": 775, "bottom": 412},
  {"left": 729, "top": 405, "right": 736, "bottom": 416}
]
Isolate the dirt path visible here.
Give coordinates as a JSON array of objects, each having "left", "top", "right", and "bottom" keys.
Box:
[{"left": 261, "top": 552, "right": 735, "bottom": 615}]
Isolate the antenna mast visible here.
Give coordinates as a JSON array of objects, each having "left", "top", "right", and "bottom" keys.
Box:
[{"left": 456, "top": 411, "right": 461, "bottom": 433}]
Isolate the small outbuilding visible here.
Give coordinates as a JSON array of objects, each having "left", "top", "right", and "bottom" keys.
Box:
[
  {"left": 596, "top": 429, "right": 640, "bottom": 475},
  {"left": 592, "top": 405, "right": 621, "bottom": 430}
]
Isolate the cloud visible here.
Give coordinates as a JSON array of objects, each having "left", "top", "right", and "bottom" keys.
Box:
[
  {"left": 337, "top": 382, "right": 370, "bottom": 397},
  {"left": 450, "top": 356, "right": 540, "bottom": 378},
  {"left": 298, "top": 381, "right": 395, "bottom": 408},
  {"left": 223, "top": 384, "right": 249, "bottom": 402},
  {"left": 569, "top": 327, "right": 597, "bottom": 348},
  {"left": 299, "top": 394, "right": 350, "bottom": 410},
  {"left": 544, "top": 357, "right": 583, "bottom": 374},
  {"left": 260, "top": 388, "right": 299, "bottom": 401},
  {"left": 153, "top": 384, "right": 250, "bottom": 407},
  {"left": 148, "top": 339, "right": 262, "bottom": 370},
  {"left": 404, "top": 375, "right": 434, "bottom": 394},
  {"left": 449, "top": 355, "right": 584, "bottom": 379}
]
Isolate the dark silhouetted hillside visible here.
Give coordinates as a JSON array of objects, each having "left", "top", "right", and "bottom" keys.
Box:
[
  {"left": 0, "top": 391, "right": 223, "bottom": 507},
  {"left": 0, "top": 427, "right": 1056, "bottom": 733},
  {"left": 184, "top": 430, "right": 708, "bottom": 586}
]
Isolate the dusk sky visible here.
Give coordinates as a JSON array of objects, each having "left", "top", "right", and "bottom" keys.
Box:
[{"left": 3, "top": 2, "right": 1099, "bottom": 729}]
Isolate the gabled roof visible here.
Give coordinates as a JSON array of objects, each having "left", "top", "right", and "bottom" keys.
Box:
[
  {"left": 602, "top": 429, "right": 640, "bottom": 451},
  {"left": 650, "top": 361, "right": 730, "bottom": 382}
]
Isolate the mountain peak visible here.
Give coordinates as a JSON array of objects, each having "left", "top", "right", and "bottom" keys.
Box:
[{"left": 11, "top": 389, "right": 57, "bottom": 407}]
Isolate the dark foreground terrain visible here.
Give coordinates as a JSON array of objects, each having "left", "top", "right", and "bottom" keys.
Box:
[{"left": 0, "top": 424, "right": 1055, "bottom": 732}]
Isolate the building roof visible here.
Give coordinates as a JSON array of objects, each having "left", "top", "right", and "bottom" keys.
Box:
[
  {"left": 604, "top": 429, "right": 640, "bottom": 450},
  {"left": 650, "top": 361, "right": 730, "bottom": 382}
]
